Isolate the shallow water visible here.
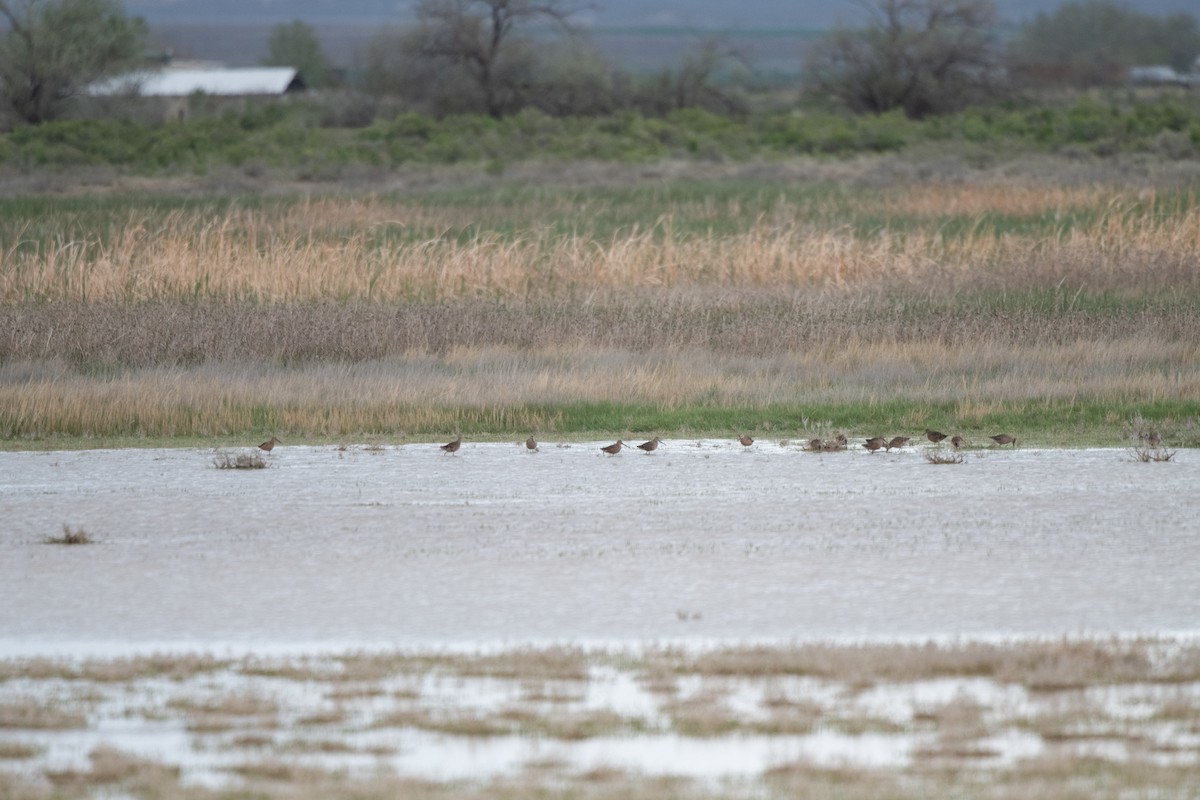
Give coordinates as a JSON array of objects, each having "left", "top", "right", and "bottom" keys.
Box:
[{"left": 2, "top": 440, "right": 1197, "bottom": 654}]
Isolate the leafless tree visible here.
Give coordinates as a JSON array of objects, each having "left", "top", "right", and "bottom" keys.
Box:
[
  {"left": 403, "top": 0, "right": 591, "bottom": 118},
  {"left": 804, "top": 0, "right": 1003, "bottom": 118},
  {"left": 613, "top": 35, "right": 753, "bottom": 117}
]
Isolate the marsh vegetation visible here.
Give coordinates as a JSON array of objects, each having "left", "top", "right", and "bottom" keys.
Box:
[
  {"left": 1, "top": 160, "right": 1198, "bottom": 446},
  {"left": 1, "top": 640, "right": 1199, "bottom": 799}
]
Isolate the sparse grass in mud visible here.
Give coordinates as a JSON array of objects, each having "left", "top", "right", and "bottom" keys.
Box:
[
  {"left": 2, "top": 639, "right": 1200, "bottom": 799},
  {"left": 0, "top": 699, "right": 87, "bottom": 730},
  {"left": 0, "top": 642, "right": 1195, "bottom": 796}
]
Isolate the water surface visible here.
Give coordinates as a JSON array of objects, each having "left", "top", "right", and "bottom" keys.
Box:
[{"left": 2, "top": 440, "right": 1196, "bottom": 654}]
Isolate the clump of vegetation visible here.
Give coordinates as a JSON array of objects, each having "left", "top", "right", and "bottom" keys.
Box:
[
  {"left": 1123, "top": 413, "right": 1178, "bottom": 460},
  {"left": 1128, "top": 445, "right": 1176, "bottom": 462},
  {"left": 212, "top": 450, "right": 267, "bottom": 469},
  {"left": 44, "top": 524, "right": 92, "bottom": 545},
  {"left": 924, "top": 449, "right": 966, "bottom": 464}
]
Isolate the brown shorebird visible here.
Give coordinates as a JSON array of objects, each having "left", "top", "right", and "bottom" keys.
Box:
[
  {"left": 738, "top": 434, "right": 754, "bottom": 448},
  {"left": 950, "top": 435, "right": 967, "bottom": 449},
  {"left": 636, "top": 436, "right": 661, "bottom": 452},
  {"left": 885, "top": 436, "right": 910, "bottom": 451},
  {"left": 807, "top": 438, "right": 823, "bottom": 451},
  {"left": 601, "top": 439, "right": 625, "bottom": 455},
  {"left": 257, "top": 436, "right": 281, "bottom": 452},
  {"left": 864, "top": 436, "right": 885, "bottom": 453},
  {"left": 440, "top": 434, "right": 463, "bottom": 454},
  {"left": 925, "top": 429, "right": 948, "bottom": 444},
  {"left": 525, "top": 435, "right": 538, "bottom": 452},
  {"left": 990, "top": 434, "right": 1017, "bottom": 447}
]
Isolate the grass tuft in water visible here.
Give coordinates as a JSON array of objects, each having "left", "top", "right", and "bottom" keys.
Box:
[
  {"left": 44, "top": 524, "right": 92, "bottom": 545},
  {"left": 924, "top": 449, "right": 965, "bottom": 464},
  {"left": 213, "top": 450, "right": 268, "bottom": 469}
]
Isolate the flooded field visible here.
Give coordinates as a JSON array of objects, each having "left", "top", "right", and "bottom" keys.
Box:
[
  {"left": 2, "top": 440, "right": 1198, "bottom": 798},
  {"left": 2, "top": 440, "right": 1197, "bottom": 652}
]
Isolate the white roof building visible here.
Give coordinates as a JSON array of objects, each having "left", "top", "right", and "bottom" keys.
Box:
[{"left": 90, "top": 67, "right": 304, "bottom": 97}]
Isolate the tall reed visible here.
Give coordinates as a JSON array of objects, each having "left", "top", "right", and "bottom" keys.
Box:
[{"left": 2, "top": 189, "right": 1197, "bottom": 303}]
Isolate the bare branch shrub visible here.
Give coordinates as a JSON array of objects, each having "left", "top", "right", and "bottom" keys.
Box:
[
  {"left": 803, "top": 0, "right": 1005, "bottom": 118},
  {"left": 44, "top": 524, "right": 92, "bottom": 545}
]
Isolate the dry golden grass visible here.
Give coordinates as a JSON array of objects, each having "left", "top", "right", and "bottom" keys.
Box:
[
  {"left": 1, "top": 336, "right": 1196, "bottom": 439},
  {"left": 665, "top": 638, "right": 1200, "bottom": 688},
  {"left": 1, "top": 176, "right": 1196, "bottom": 444},
  {"left": 882, "top": 183, "right": 1115, "bottom": 217},
  {"left": 0, "top": 741, "right": 41, "bottom": 759},
  {"left": 2, "top": 188, "right": 1198, "bottom": 303},
  {"left": 0, "top": 653, "right": 227, "bottom": 683},
  {"left": 167, "top": 693, "right": 278, "bottom": 717}
]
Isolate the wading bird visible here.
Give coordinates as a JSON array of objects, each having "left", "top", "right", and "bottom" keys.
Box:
[
  {"left": 950, "top": 435, "right": 967, "bottom": 449},
  {"left": 864, "top": 437, "right": 885, "bottom": 453},
  {"left": 258, "top": 436, "right": 281, "bottom": 452},
  {"left": 990, "top": 434, "right": 1017, "bottom": 447},
  {"left": 637, "top": 436, "right": 661, "bottom": 452},
  {"left": 925, "top": 429, "right": 947, "bottom": 444},
  {"left": 738, "top": 434, "right": 754, "bottom": 448},
  {"left": 525, "top": 435, "right": 538, "bottom": 452},
  {"left": 441, "top": 434, "right": 463, "bottom": 454},
  {"left": 885, "top": 436, "right": 910, "bottom": 451},
  {"left": 601, "top": 440, "right": 625, "bottom": 455}
]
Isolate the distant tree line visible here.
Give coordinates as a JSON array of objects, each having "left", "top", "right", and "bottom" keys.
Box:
[
  {"left": 270, "top": 0, "right": 1200, "bottom": 121},
  {"left": 0, "top": 0, "right": 1198, "bottom": 126}
]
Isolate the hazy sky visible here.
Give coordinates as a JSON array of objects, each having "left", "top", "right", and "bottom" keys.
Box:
[{"left": 123, "top": 0, "right": 1200, "bottom": 29}]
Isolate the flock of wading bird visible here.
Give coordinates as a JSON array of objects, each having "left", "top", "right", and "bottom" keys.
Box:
[{"left": 255, "top": 430, "right": 1020, "bottom": 456}]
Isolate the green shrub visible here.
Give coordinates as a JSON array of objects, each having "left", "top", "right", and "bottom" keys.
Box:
[{"left": 0, "top": 96, "right": 1197, "bottom": 173}]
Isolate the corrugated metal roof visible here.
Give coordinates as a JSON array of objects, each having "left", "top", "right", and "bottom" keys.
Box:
[{"left": 89, "top": 67, "right": 301, "bottom": 97}]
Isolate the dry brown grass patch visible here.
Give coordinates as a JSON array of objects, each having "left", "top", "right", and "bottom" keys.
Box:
[
  {"left": 3, "top": 192, "right": 1198, "bottom": 303},
  {"left": 0, "top": 741, "right": 41, "bottom": 759},
  {"left": 885, "top": 183, "right": 1113, "bottom": 217},
  {"left": 0, "top": 653, "right": 227, "bottom": 683},
  {"left": 0, "top": 699, "right": 87, "bottom": 729},
  {"left": 46, "top": 745, "right": 180, "bottom": 793},
  {"left": 663, "top": 688, "right": 739, "bottom": 737}
]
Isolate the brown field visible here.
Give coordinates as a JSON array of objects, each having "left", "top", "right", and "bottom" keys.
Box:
[
  {"left": 1, "top": 161, "right": 1198, "bottom": 443},
  {"left": 2, "top": 186, "right": 1197, "bottom": 303}
]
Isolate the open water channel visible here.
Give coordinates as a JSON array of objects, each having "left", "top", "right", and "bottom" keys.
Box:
[{"left": 2, "top": 439, "right": 1197, "bottom": 654}]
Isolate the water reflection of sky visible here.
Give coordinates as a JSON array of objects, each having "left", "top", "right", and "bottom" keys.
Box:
[{"left": 2, "top": 442, "right": 1198, "bottom": 653}]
